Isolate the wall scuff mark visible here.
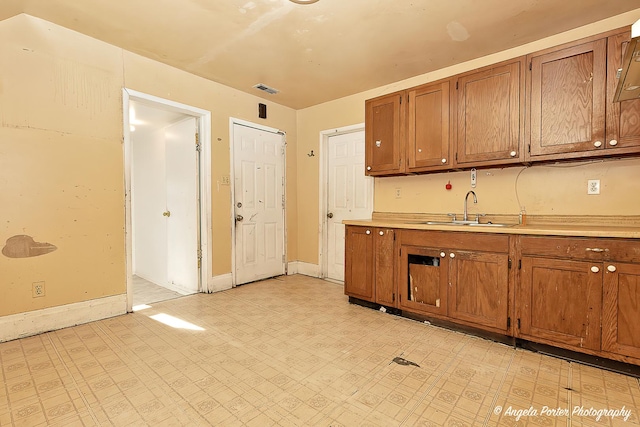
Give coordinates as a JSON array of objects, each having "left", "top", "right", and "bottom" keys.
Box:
[{"left": 2, "top": 235, "right": 57, "bottom": 258}]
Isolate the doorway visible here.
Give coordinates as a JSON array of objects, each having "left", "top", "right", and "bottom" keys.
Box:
[
  {"left": 231, "top": 120, "right": 286, "bottom": 285},
  {"left": 320, "top": 125, "right": 373, "bottom": 282},
  {"left": 123, "top": 90, "right": 212, "bottom": 311}
]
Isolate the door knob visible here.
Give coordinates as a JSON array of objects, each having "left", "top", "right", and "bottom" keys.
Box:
[
  {"left": 163, "top": 211, "right": 171, "bottom": 217},
  {"left": 236, "top": 214, "right": 244, "bottom": 222},
  {"left": 327, "top": 212, "right": 334, "bottom": 219}
]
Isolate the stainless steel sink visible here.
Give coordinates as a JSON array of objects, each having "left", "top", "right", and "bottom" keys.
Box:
[{"left": 423, "top": 221, "right": 513, "bottom": 227}]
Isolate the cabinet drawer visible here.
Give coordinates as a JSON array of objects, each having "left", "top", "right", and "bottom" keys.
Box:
[
  {"left": 401, "top": 230, "right": 509, "bottom": 252},
  {"left": 520, "top": 236, "right": 640, "bottom": 262}
]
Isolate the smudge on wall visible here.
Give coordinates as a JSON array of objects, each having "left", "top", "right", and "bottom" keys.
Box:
[{"left": 2, "top": 235, "right": 57, "bottom": 258}]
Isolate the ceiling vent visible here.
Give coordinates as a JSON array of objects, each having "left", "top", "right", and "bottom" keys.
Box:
[{"left": 253, "top": 83, "right": 280, "bottom": 95}]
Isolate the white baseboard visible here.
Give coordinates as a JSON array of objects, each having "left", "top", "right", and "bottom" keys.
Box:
[
  {"left": 208, "top": 273, "right": 233, "bottom": 293},
  {"left": 0, "top": 294, "right": 127, "bottom": 343},
  {"left": 288, "top": 262, "right": 320, "bottom": 278}
]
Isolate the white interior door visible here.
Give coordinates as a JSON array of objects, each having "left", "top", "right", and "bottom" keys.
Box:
[
  {"left": 327, "top": 130, "right": 373, "bottom": 282},
  {"left": 165, "top": 117, "right": 199, "bottom": 292},
  {"left": 233, "top": 123, "right": 285, "bottom": 285},
  {"left": 132, "top": 127, "right": 168, "bottom": 286}
]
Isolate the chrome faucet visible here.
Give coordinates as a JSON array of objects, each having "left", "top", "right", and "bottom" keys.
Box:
[{"left": 463, "top": 190, "right": 477, "bottom": 221}]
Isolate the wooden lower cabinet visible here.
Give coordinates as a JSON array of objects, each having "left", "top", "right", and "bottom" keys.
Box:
[
  {"left": 344, "top": 226, "right": 396, "bottom": 306},
  {"left": 449, "top": 250, "right": 509, "bottom": 331},
  {"left": 344, "top": 226, "right": 374, "bottom": 300},
  {"left": 397, "top": 230, "right": 511, "bottom": 334},
  {"left": 602, "top": 262, "right": 640, "bottom": 359},
  {"left": 399, "top": 245, "right": 449, "bottom": 316},
  {"left": 518, "top": 257, "right": 603, "bottom": 351}
]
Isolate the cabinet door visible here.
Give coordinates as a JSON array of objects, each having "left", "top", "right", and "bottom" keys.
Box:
[
  {"left": 519, "top": 257, "right": 602, "bottom": 351},
  {"left": 399, "top": 246, "right": 449, "bottom": 316},
  {"left": 528, "top": 39, "right": 607, "bottom": 160},
  {"left": 344, "top": 226, "right": 374, "bottom": 301},
  {"left": 365, "top": 92, "right": 404, "bottom": 175},
  {"left": 448, "top": 250, "right": 509, "bottom": 331},
  {"left": 375, "top": 229, "right": 397, "bottom": 307},
  {"left": 606, "top": 32, "right": 640, "bottom": 151},
  {"left": 602, "top": 262, "right": 640, "bottom": 359},
  {"left": 455, "top": 58, "right": 524, "bottom": 166},
  {"left": 407, "top": 81, "right": 451, "bottom": 171}
]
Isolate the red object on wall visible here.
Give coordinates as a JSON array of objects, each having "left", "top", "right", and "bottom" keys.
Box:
[{"left": 445, "top": 181, "right": 452, "bottom": 190}]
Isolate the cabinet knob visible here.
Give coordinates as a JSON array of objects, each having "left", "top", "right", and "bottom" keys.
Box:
[
  {"left": 609, "top": 139, "right": 618, "bottom": 146},
  {"left": 607, "top": 265, "right": 617, "bottom": 273},
  {"left": 366, "top": 166, "right": 371, "bottom": 171},
  {"left": 441, "top": 158, "right": 447, "bottom": 163},
  {"left": 594, "top": 141, "right": 603, "bottom": 148},
  {"left": 365, "top": 230, "right": 371, "bottom": 235},
  {"left": 379, "top": 231, "right": 384, "bottom": 236},
  {"left": 418, "top": 149, "right": 422, "bottom": 153},
  {"left": 510, "top": 151, "right": 517, "bottom": 157},
  {"left": 440, "top": 252, "right": 446, "bottom": 258},
  {"left": 590, "top": 266, "right": 600, "bottom": 273},
  {"left": 375, "top": 140, "right": 382, "bottom": 147},
  {"left": 449, "top": 253, "right": 455, "bottom": 258}
]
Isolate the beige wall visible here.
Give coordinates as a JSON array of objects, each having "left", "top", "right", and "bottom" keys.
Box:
[
  {"left": 0, "top": 14, "right": 297, "bottom": 316},
  {"left": 296, "top": 8, "right": 640, "bottom": 265}
]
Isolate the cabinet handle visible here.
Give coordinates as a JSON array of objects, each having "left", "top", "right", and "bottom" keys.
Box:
[
  {"left": 609, "top": 139, "right": 618, "bottom": 146},
  {"left": 450, "top": 253, "right": 455, "bottom": 258},
  {"left": 379, "top": 231, "right": 384, "bottom": 236},
  {"left": 590, "top": 266, "right": 600, "bottom": 273},
  {"left": 366, "top": 166, "right": 371, "bottom": 171},
  {"left": 440, "top": 252, "right": 446, "bottom": 258},
  {"left": 441, "top": 158, "right": 447, "bottom": 163},
  {"left": 586, "top": 247, "right": 605, "bottom": 253},
  {"left": 594, "top": 141, "right": 603, "bottom": 148},
  {"left": 607, "top": 265, "right": 617, "bottom": 273},
  {"left": 366, "top": 230, "right": 371, "bottom": 235},
  {"left": 510, "top": 151, "right": 517, "bottom": 157}
]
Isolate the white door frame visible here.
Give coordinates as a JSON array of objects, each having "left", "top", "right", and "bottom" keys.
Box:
[
  {"left": 123, "top": 89, "right": 213, "bottom": 312},
  {"left": 229, "top": 117, "right": 286, "bottom": 286},
  {"left": 318, "top": 123, "right": 369, "bottom": 279}
]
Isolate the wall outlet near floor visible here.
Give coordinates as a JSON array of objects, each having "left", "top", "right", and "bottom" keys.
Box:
[
  {"left": 587, "top": 179, "right": 600, "bottom": 195},
  {"left": 32, "top": 281, "right": 45, "bottom": 298},
  {"left": 395, "top": 188, "right": 402, "bottom": 199},
  {"left": 221, "top": 175, "right": 230, "bottom": 185}
]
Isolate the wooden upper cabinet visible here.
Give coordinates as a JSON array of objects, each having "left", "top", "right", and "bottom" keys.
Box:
[
  {"left": 454, "top": 58, "right": 525, "bottom": 166},
  {"left": 527, "top": 38, "right": 607, "bottom": 160},
  {"left": 407, "top": 80, "right": 452, "bottom": 172},
  {"left": 606, "top": 31, "right": 640, "bottom": 152},
  {"left": 365, "top": 92, "right": 404, "bottom": 175}
]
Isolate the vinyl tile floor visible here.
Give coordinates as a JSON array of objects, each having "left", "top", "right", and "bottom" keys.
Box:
[
  {"left": 1, "top": 275, "right": 639, "bottom": 426},
  {"left": 132, "top": 275, "right": 188, "bottom": 307}
]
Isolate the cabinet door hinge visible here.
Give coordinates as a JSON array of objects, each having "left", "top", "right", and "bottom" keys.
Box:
[
  {"left": 455, "top": 81, "right": 459, "bottom": 90},
  {"left": 195, "top": 132, "right": 201, "bottom": 152},
  {"left": 455, "top": 152, "right": 458, "bottom": 162},
  {"left": 399, "top": 95, "right": 402, "bottom": 105},
  {"left": 517, "top": 318, "right": 521, "bottom": 329},
  {"left": 518, "top": 259, "right": 522, "bottom": 270},
  {"left": 528, "top": 144, "right": 531, "bottom": 153},
  {"left": 507, "top": 317, "right": 511, "bottom": 328},
  {"left": 529, "top": 62, "right": 532, "bottom": 71},
  {"left": 392, "top": 293, "right": 395, "bottom": 302},
  {"left": 508, "top": 259, "right": 512, "bottom": 269}
]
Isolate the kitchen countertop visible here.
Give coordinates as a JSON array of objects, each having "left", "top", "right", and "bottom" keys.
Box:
[{"left": 343, "top": 217, "right": 640, "bottom": 239}]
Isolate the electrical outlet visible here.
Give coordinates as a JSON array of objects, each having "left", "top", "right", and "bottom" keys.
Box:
[
  {"left": 587, "top": 179, "right": 600, "bottom": 195},
  {"left": 221, "top": 175, "right": 230, "bottom": 185},
  {"left": 395, "top": 188, "right": 402, "bottom": 199},
  {"left": 32, "top": 281, "right": 45, "bottom": 298}
]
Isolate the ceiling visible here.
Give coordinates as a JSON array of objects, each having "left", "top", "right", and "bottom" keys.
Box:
[{"left": 1, "top": 0, "right": 639, "bottom": 109}]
